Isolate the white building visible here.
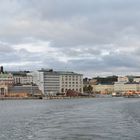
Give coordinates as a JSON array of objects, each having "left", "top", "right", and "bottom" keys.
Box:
[
  {"left": 114, "top": 82, "right": 139, "bottom": 92},
  {"left": 114, "top": 76, "right": 128, "bottom": 92},
  {"left": 124, "top": 83, "right": 139, "bottom": 91},
  {"left": 32, "top": 69, "right": 83, "bottom": 96},
  {"left": 32, "top": 69, "right": 60, "bottom": 96},
  {"left": 114, "top": 76, "right": 140, "bottom": 92},
  {"left": 118, "top": 76, "right": 129, "bottom": 83},
  {"left": 13, "top": 73, "right": 33, "bottom": 85},
  {"left": 133, "top": 77, "right": 140, "bottom": 83},
  {"left": 92, "top": 84, "right": 114, "bottom": 94},
  {"left": 59, "top": 71, "right": 83, "bottom": 94}
]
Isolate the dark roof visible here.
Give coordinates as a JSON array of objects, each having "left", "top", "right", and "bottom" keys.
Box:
[
  {"left": 8, "top": 86, "right": 42, "bottom": 94},
  {"left": 38, "top": 69, "right": 82, "bottom": 76}
]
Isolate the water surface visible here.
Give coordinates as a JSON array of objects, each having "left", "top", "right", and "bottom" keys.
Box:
[{"left": 0, "top": 98, "right": 140, "bottom": 140}]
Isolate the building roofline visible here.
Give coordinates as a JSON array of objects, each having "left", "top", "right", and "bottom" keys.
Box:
[{"left": 37, "top": 69, "right": 83, "bottom": 76}]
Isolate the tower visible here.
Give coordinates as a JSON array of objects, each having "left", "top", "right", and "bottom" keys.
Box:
[{"left": 0, "top": 66, "right": 4, "bottom": 74}]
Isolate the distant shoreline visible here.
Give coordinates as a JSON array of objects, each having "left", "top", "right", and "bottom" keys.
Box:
[
  {"left": 0, "top": 97, "right": 42, "bottom": 100},
  {"left": 0, "top": 96, "right": 95, "bottom": 100}
]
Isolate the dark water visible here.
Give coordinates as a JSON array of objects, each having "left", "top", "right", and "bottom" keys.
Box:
[{"left": 0, "top": 98, "right": 140, "bottom": 140}]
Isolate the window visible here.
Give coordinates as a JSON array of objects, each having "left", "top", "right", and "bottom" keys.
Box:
[{"left": 61, "top": 88, "right": 64, "bottom": 92}]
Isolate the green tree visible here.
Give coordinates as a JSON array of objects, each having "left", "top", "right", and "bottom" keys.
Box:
[
  {"left": 88, "top": 85, "right": 93, "bottom": 93},
  {"left": 83, "top": 85, "right": 93, "bottom": 93},
  {"left": 83, "top": 85, "right": 88, "bottom": 92}
]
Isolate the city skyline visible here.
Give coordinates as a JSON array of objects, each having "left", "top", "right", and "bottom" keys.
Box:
[{"left": 1, "top": 0, "right": 140, "bottom": 77}]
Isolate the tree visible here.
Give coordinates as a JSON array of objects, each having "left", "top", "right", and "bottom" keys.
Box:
[
  {"left": 83, "top": 85, "right": 88, "bottom": 92},
  {"left": 83, "top": 85, "right": 93, "bottom": 93},
  {"left": 88, "top": 85, "right": 93, "bottom": 93}
]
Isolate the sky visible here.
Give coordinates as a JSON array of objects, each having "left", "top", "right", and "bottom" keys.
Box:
[{"left": 1, "top": 0, "right": 140, "bottom": 77}]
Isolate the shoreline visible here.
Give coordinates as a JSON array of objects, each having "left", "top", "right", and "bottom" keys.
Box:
[
  {"left": 43, "top": 96, "right": 95, "bottom": 100},
  {"left": 0, "top": 97, "right": 42, "bottom": 100},
  {"left": 0, "top": 96, "right": 95, "bottom": 100}
]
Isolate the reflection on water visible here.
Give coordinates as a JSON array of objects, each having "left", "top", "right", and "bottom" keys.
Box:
[{"left": 0, "top": 98, "right": 140, "bottom": 140}]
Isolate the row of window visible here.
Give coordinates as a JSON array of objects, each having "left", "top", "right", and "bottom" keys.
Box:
[
  {"left": 62, "top": 78, "right": 81, "bottom": 81},
  {"left": 44, "top": 79, "right": 59, "bottom": 81},
  {"left": 44, "top": 76, "right": 59, "bottom": 79},
  {"left": 61, "top": 84, "right": 82, "bottom": 87},
  {"left": 45, "top": 85, "right": 60, "bottom": 87},
  {"left": 45, "top": 88, "right": 59, "bottom": 91},
  {"left": 62, "top": 75, "right": 81, "bottom": 77},
  {"left": 62, "top": 82, "right": 82, "bottom": 84},
  {"left": 61, "top": 88, "right": 82, "bottom": 92}
]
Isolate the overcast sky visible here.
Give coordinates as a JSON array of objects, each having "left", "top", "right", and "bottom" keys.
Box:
[{"left": 1, "top": 0, "right": 140, "bottom": 77}]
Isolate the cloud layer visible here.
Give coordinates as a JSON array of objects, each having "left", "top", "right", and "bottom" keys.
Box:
[{"left": 1, "top": 0, "right": 140, "bottom": 76}]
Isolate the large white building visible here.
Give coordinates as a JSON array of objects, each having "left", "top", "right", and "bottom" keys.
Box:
[
  {"left": 92, "top": 84, "right": 114, "bottom": 94},
  {"left": 59, "top": 71, "right": 83, "bottom": 94},
  {"left": 90, "top": 76, "right": 140, "bottom": 94},
  {"left": 32, "top": 69, "right": 83, "bottom": 96},
  {"left": 14, "top": 75, "right": 33, "bottom": 85},
  {"left": 114, "top": 76, "right": 140, "bottom": 93}
]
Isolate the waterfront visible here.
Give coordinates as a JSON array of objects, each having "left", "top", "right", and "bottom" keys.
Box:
[{"left": 0, "top": 98, "right": 140, "bottom": 140}]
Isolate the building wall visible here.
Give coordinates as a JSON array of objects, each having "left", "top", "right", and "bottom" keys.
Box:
[
  {"left": 124, "top": 84, "right": 139, "bottom": 91},
  {"left": 0, "top": 85, "right": 8, "bottom": 96},
  {"left": 114, "top": 82, "right": 125, "bottom": 92},
  {"left": 32, "top": 71, "right": 60, "bottom": 95},
  {"left": 114, "top": 83, "right": 139, "bottom": 92},
  {"left": 92, "top": 84, "right": 114, "bottom": 94},
  {"left": 133, "top": 78, "right": 140, "bottom": 83},
  {"left": 8, "top": 85, "right": 42, "bottom": 96},
  {"left": 44, "top": 73, "right": 60, "bottom": 96},
  {"left": 60, "top": 74, "right": 83, "bottom": 94},
  {"left": 93, "top": 83, "right": 139, "bottom": 94},
  {"left": 118, "top": 76, "right": 129, "bottom": 83},
  {"left": 32, "top": 70, "right": 83, "bottom": 96},
  {"left": 0, "top": 73, "right": 14, "bottom": 86},
  {"left": 114, "top": 76, "right": 131, "bottom": 92},
  {"left": 14, "top": 75, "right": 33, "bottom": 85},
  {"left": 32, "top": 71, "right": 45, "bottom": 94}
]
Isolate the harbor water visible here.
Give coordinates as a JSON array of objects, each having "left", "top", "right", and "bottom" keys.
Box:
[{"left": 0, "top": 98, "right": 140, "bottom": 140}]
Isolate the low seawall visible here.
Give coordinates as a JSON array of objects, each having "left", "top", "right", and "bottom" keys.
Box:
[
  {"left": 0, "top": 97, "right": 42, "bottom": 100},
  {"left": 43, "top": 96, "right": 95, "bottom": 100}
]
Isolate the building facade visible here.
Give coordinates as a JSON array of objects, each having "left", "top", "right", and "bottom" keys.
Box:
[
  {"left": 13, "top": 72, "right": 33, "bottom": 85},
  {"left": 114, "top": 82, "right": 125, "bottom": 92},
  {"left": 0, "top": 85, "right": 8, "bottom": 97},
  {"left": 114, "top": 76, "right": 140, "bottom": 93},
  {"left": 133, "top": 77, "right": 140, "bottom": 83},
  {"left": 92, "top": 84, "right": 114, "bottom": 94},
  {"left": 32, "top": 69, "right": 83, "bottom": 96},
  {"left": 118, "top": 76, "right": 129, "bottom": 83},
  {"left": 0, "top": 73, "right": 14, "bottom": 86},
  {"left": 59, "top": 71, "right": 83, "bottom": 94},
  {"left": 32, "top": 69, "right": 60, "bottom": 95}
]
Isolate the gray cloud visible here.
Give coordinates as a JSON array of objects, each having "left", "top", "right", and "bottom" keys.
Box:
[
  {"left": 0, "top": 0, "right": 140, "bottom": 76},
  {"left": 0, "top": 44, "right": 14, "bottom": 53}
]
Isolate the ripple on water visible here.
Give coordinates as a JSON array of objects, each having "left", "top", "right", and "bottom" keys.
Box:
[{"left": 0, "top": 98, "right": 140, "bottom": 140}]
